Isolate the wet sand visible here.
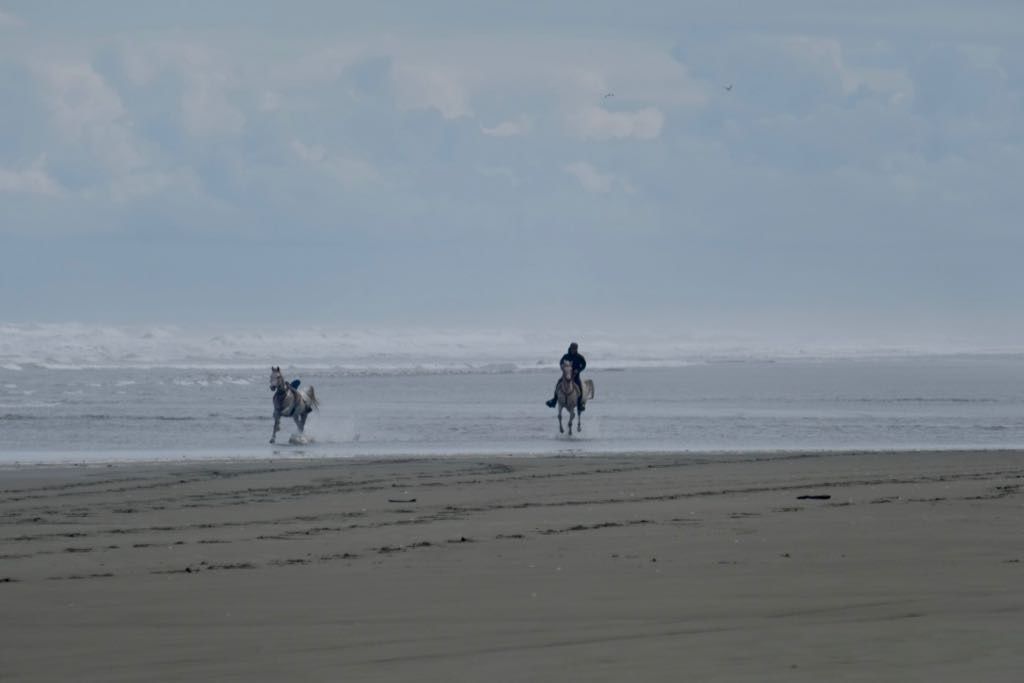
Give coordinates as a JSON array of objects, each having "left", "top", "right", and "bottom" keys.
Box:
[{"left": 1, "top": 450, "right": 1022, "bottom": 681}]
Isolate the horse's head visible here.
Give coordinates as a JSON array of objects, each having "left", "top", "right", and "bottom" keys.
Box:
[
  {"left": 270, "top": 366, "right": 285, "bottom": 391},
  {"left": 561, "top": 359, "right": 574, "bottom": 379}
]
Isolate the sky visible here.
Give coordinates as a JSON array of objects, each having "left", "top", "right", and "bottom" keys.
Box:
[{"left": 1, "top": 1, "right": 1023, "bottom": 346}]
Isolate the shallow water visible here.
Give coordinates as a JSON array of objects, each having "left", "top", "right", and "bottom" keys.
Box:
[{"left": 3, "top": 356, "right": 1024, "bottom": 464}]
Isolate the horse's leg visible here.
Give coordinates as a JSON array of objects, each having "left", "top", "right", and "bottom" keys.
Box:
[
  {"left": 270, "top": 413, "right": 280, "bottom": 443},
  {"left": 558, "top": 405, "right": 564, "bottom": 434},
  {"left": 576, "top": 398, "right": 582, "bottom": 431},
  {"left": 567, "top": 408, "right": 574, "bottom": 435}
]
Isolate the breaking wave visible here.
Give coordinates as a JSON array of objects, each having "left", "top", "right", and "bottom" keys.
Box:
[{"left": 1, "top": 323, "right": 1019, "bottom": 375}]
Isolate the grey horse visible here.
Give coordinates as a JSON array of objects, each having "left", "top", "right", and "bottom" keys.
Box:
[
  {"left": 554, "top": 359, "right": 594, "bottom": 435},
  {"left": 269, "top": 366, "right": 319, "bottom": 444}
]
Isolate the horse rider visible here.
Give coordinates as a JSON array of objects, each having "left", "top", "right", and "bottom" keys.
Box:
[{"left": 546, "top": 342, "right": 587, "bottom": 411}]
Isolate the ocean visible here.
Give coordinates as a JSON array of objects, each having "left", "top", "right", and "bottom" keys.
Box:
[{"left": 2, "top": 325, "right": 1024, "bottom": 464}]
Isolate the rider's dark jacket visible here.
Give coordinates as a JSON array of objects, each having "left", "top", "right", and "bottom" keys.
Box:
[{"left": 560, "top": 351, "right": 586, "bottom": 376}]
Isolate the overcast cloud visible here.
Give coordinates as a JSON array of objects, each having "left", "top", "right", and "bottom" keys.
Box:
[{"left": 1, "top": 1, "right": 1022, "bottom": 347}]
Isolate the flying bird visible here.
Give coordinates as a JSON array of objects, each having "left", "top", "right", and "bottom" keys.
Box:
[
  {"left": 603, "top": 92, "right": 614, "bottom": 99},
  {"left": 724, "top": 84, "right": 733, "bottom": 92}
]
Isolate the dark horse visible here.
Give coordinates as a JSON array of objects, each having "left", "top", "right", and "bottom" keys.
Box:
[{"left": 269, "top": 366, "right": 319, "bottom": 444}]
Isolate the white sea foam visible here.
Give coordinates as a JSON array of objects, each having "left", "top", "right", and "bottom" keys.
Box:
[
  {"left": 0, "top": 323, "right": 1019, "bottom": 374},
  {"left": 0, "top": 401, "right": 60, "bottom": 409}
]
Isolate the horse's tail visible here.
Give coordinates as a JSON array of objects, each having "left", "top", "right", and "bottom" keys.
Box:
[
  {"left": 306, "top": 386, "right": 319, "bottom": 411},
  {"left": 585, "top": 380, "right": 595, "bottom": 400}
]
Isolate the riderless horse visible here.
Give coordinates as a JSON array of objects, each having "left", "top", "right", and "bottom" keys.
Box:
[
  {"left": 554, "top": 359, "right": 594, "bottom": 435},
  {"left": 269, "top": 366, "right": 319, "bottom": 443}
]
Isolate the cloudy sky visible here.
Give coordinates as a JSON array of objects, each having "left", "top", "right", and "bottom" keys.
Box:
[{"left": 1, "top": 1, "right": 1022, "bottom": 345}]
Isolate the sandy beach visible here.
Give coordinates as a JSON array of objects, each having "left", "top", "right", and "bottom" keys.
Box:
[{"left": 1, "top": 450, "right": 1021, "bottom": 681}]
